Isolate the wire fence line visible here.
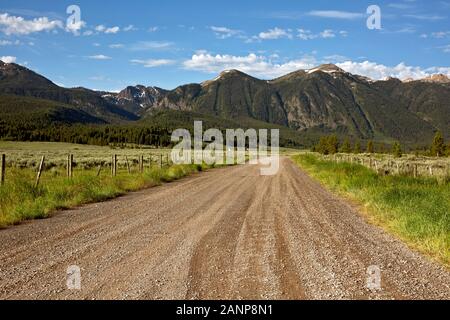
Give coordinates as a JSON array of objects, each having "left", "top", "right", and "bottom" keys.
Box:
[
  {"left": 0, "top": 153, "right": 174, "bottom": 187},
  {"left": 0, "top": 149, "right": 247, "bottom": 187},
  {"left": 317, "top": 153, "right": 450, "bottom": 178}
]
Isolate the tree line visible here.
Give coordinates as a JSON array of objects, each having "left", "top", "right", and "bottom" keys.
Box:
[
  {"left": 314, "top": 131, "right": 450, "bottom": 158},
  {"left": 0, "top": 123, "right": 174, "bottom": 147}
]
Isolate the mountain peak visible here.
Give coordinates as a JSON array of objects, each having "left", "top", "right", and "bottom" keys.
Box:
[
  {"left": 423, "top": 74, "right": 450, "bottom": 84},
  {"left": 218, "top": 69, "right": 252, "bottom": 79},
  {"left": 318, "top": 64, "right": 344, "bottom": 72},
  {"left": 202, "top": 69, "right": 257, "bottom": 86},
  {"left": 307, "top": 64, "right": 345, "bottom": 75},
  {"left": 220, "top": 69, "right": 243, "bottom": 75}
]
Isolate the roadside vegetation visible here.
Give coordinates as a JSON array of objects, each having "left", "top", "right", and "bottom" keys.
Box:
[
  {"left": 293, "top": 153, "right": 450, "bottom": 266},
  {"left": 0, "top": 163, "right": 212, "bottom": 228},
  {"left": 0, "top": 142, "right": 223, "bottom": 228},
  {"left": 314, "top": 131, "right": 450, "bottom": 158}
]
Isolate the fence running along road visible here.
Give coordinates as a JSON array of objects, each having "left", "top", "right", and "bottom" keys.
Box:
[
  {"left": 319, "top": 153, "right": 450, "bottom": 178},
  {"left": 0, "top": 153, "right": 174, "bottom": 186}
]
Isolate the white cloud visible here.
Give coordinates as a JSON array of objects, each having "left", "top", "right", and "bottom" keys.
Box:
[
  {"left": 210, "top": 26, "right": 242, "bottom": 39},
  {"left": 128, "top": 41, "right": 174, "bottom": 51},
  {"left": 297, "top": 29, "right": 342, "bottom": 40},
  {"left": 430, "top": 31, "right": 450, "bottom": 38},
  {"left": 404, "top": 14, "right": 445, "bottom": 21},
  {"left": 397, "top": 26, "right": 416, "bottom": 33},
  {"left": 320, "top": 29, "right": 336, "bottom": 38},
  {"left": 93, "top": 25, "right": 119, "bottom": 34},
  {"left": 124, "top": 24, "right": 137, "bottom": 32},
  {"left": 0, "top": 13, "right": 63, "bottom": 35},
  {"left": 109, "top": 43, "right": 124, "bottom": 48},
  {"left": 88, "top": 54, "right": 112, "bottom": 60},
  {"left": 308, "top": 10, "right": 364, "bottom": 19},
  {"left": 66, "top": 20, "right": 86, "bottom": 35},
  {"left": 95, "top": 25, "right": 106, "bottom": 32},
  {"left": 130, "top": 59, "right": 176, "bottom": 67},
  {"left": 183, "top": 52, "right": 317, "bottom": 78},
  {"left": 337, "top": 60, "right": 450, "bottom": 80},
  {"left": 297, "top": 29, "right": 317, "bottom": 40},
  {"left": 258, "top": 27, "right": 292, "bottom": 40},
  {"left": 183, "top": 52, "right": 450, "bottom": 80},
  {"left": 0, "top": 55, "right": 17, "bottom": 63},
  {"left": 0, "top": 39, "right": 21, "bottom": 46},
  {"left": 148, "top": 26, "right": 159, "bottom": 32},
  {"left": 105, "top": 26, "right": 120, "bottom": 34}
]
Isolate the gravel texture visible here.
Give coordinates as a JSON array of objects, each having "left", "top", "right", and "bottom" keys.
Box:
[{"left": 0, "top": 158, "right": 448, "bottom": 300}]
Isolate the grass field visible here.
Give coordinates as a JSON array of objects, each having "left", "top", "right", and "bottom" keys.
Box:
[
  {"left": 0, "top": 142, "right": 220, "bottom": 228},
  {"left": 319, "top": 152, "right": 450, "bottom": 178},
  {"left": 0, "top": 141, "right": 172, "bottom": 170},
  {"left": 0, "top": 141, "right": 298, "bottom": 169},
  {"left": 0, "top": 163, "right": 212, "bottom": 228},
  {"left": 293, "top": 153, "right": 450, "bottom": 266}
]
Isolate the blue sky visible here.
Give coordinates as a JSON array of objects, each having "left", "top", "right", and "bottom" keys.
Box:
[{"left": 1, "top": 0, "right": 449, "bottom": 91}]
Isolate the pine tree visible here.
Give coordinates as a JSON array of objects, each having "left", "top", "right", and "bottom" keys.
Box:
[
  {"left": 430, "top": 131, "right": 445, "bottom": 157},
  {"left": 317, "top": 137, "right": 329, "bottom": 155},
  {"left": 328, "top": 135, "right": 339, "bottom": 154},
  {"left": 340, "top": 137, "right": 352, "bottom": 153},
  {"left": 392, "top": 141, "right": 402, "bottom": 158}
]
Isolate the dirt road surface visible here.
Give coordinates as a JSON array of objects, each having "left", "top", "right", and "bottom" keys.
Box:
[{"left": 0, "top": 158, "right": 449, "bottom": 300}]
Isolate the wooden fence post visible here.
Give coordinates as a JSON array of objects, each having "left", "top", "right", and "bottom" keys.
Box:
[
  {"left": 0, "top": 154, "right": 5, "bottom": 186},
  {"left": 35, "top": 156, "right": 45, "bottom": 188},
  {"left": 125, "top": 156, "right": 131, "bottom": 174},
  {"left": 139, "top": 155, "right": 144, "bottom": 173},
  {"left": 413, "top": 164, "right": 418, "bottom": 178},
  {"left": 160, "top": 154, "right": 163, "bottom": 168},
  {"left": 67, "top": 154, "right": 73, "bottom": 178},
  {"left": 111, "top": 155, "right": 117, "bottom": 177},
  {"left": 429, "top": 166, "right": 433, "bottom": 176},
  {"left": 96, "top": 164, "right": 102, "bottom": 177}
]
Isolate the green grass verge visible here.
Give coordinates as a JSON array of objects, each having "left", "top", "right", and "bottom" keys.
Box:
[
  {"left": 292, "top": 154, "right": 450, "bottom": 267},
  {"left": 0, "top": 163, "right": 211, "bottom": 228}
]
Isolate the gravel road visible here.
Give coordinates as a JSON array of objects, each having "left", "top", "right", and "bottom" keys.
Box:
[{"left": 0, "top": 158, "right": 449, "bottom": 300}]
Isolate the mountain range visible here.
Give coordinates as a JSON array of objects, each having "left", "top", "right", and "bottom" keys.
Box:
[{"left": 1, "top": 60, "right": 449, "bottom": 147}]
